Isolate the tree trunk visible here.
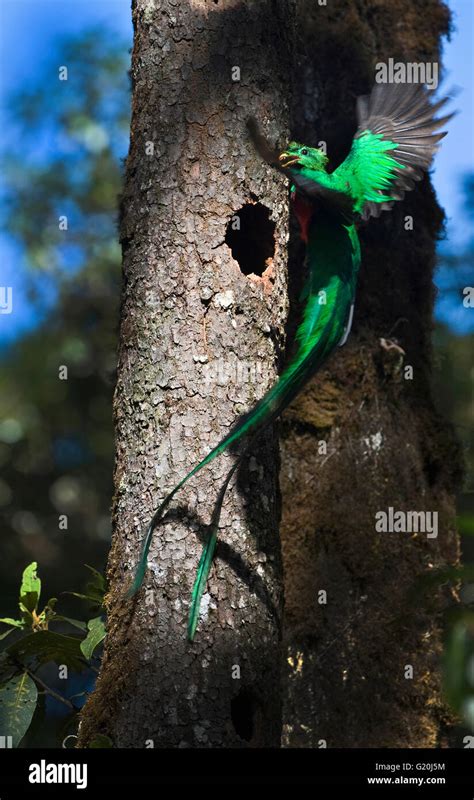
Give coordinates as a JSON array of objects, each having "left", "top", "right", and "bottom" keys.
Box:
[
  {"left": 78, "top": 0, "right": 294, "bottom": 747},
  {"left": 281, "top": 0, "right": 461, "bottom": 748},
  {"left": 79, "top": 0, "right": 461, "bottom": 750}
]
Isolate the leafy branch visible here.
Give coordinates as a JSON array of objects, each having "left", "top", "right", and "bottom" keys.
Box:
[{"left": 0, "top": 562, "right": 107, "bottom": 747}]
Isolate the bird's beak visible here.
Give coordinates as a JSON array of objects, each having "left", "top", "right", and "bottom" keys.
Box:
[{"left": 278, "top": 151, "right": 300, "bottom": 168}]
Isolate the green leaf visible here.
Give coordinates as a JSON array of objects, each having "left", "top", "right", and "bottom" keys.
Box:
[
  {"left": 71, "top": 565, "right": 107, "bottom": 606},
  {"left": 43, "top": 598, "right": 58, "bottom": 616},
  {"left": 80, "top": 617, "right": 106, "bottom": 660},
  {"left": 0, "top": 672, "right": 38, "bottom": 747},
  {"left": 85, "top": 564, "right": 105, "bottom": 588},
  {"left": 19, "top": 562, "right": 41, "bottom": 614},
  {"left": 54, "top": 616, "right": 88, "bottom": 632},
  {"left": 64, "top": 591, "right": 101, "bottom": 603},
  {"left": 6, "top": 631, "right": 86, "bottom": 672},
  {"left": 84, "top": 565, "right": 106, "bottom": 604},
  {"left": 88, "top": 733, "right": 113, "bottom": 748},
  {"left": 0, "top": 619, "right": 24, "bottom": 641},
  {"left": 37, "top": 598, "right": 59, "bottom": 626},
  {"left": 64, "top": 566, "right": 106, "bottom": 609}
]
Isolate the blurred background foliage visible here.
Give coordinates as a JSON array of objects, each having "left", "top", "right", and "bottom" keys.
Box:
[
  {"left": 0, "top": 19, "right": 472, "bottom": 743},
  {"left": 434, "top": 174, "right": 474, "bottom": 591},
  {"left": 433, "top": 177, "right": 474, "bottom": 733},
  {"left": 0, "top": 28, "right": 130, "bottom": 609}
]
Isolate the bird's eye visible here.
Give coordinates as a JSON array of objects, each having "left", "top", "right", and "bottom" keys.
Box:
[{"left": 301, "top": 148, "right": 308, "bottom": 156}]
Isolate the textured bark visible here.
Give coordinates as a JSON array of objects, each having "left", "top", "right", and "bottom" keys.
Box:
[
  {"left": 78, "top": 0, "right": 294, "bottom": 747},
  {"left": 280, "top": 0, "right": 461, "bottom": 747},
  {"left": 79, "top": 0, "right": 461, "bottom": 750}
]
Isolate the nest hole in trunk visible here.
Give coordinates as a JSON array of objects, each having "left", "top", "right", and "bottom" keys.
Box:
[{"left": 225, "top": 202, "right": 275, "bottom": 277}]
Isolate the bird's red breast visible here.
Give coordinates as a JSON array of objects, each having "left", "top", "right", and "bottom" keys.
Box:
[{"left": 291, "top": 191, "right": 313, "bottom": 244}]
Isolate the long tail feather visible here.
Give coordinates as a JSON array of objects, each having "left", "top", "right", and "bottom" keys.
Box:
[
  {"left": 128, "top": 209, "right": 360, "bottom": 639},
  {"left": 127, "top": 323, "right": 337, "bottom": 601},
  {"left": 187, "top": 453, "right": 244, "bottom": 640},
  {"left": 187, "top": 531, "right": 217, "bottom": 642},
  {"left": 188, "top": 528, "right": 217, "bottom": 642}
]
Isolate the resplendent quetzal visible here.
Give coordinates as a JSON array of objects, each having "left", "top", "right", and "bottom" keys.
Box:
[{"left": 128, "top": 83, "right": 452, "bottom": 640}]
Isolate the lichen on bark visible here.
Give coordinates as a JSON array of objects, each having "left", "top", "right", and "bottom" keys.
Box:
[{"left": 78, "top": 0, "right": 295, "bottom": 748}]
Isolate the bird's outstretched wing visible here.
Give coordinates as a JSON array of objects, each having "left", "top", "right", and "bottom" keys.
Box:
[{"left": 334, "top": 83, "right": 454, "bottom": 220}]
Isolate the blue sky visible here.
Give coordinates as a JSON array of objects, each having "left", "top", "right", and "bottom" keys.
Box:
[
  {"left": 433, "top": 0, "right": 474, "bottom": 245},
  {"left": 0, "top": 0, "right": 132, "bottom": 343},
  {"left": 0, "top": 0, "right": 472, "bottom": 343}
]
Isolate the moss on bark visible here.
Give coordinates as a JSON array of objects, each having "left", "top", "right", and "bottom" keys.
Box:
[{"left": 281, "top": 0, "right": 460, "bottom": 747}]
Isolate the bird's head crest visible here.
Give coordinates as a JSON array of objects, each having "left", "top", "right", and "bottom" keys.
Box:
[{"left": 279, "top": 141, "right": 328, "bottom": 172}]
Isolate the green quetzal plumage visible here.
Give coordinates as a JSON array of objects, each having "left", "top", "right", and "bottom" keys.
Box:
[{"left": 128, "top": 83, "right": 452, "bottom": 640}]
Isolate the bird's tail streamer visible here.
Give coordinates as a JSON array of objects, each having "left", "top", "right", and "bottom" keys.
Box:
[
  {"left": 187, "top": 450, "right": 246, "bottom": 641},
  {"left": 127, "top": 332, "right": 335, "bottom": 599},
  {"left": 127, "top": 215, "right": 357, "bottom": 639}
]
